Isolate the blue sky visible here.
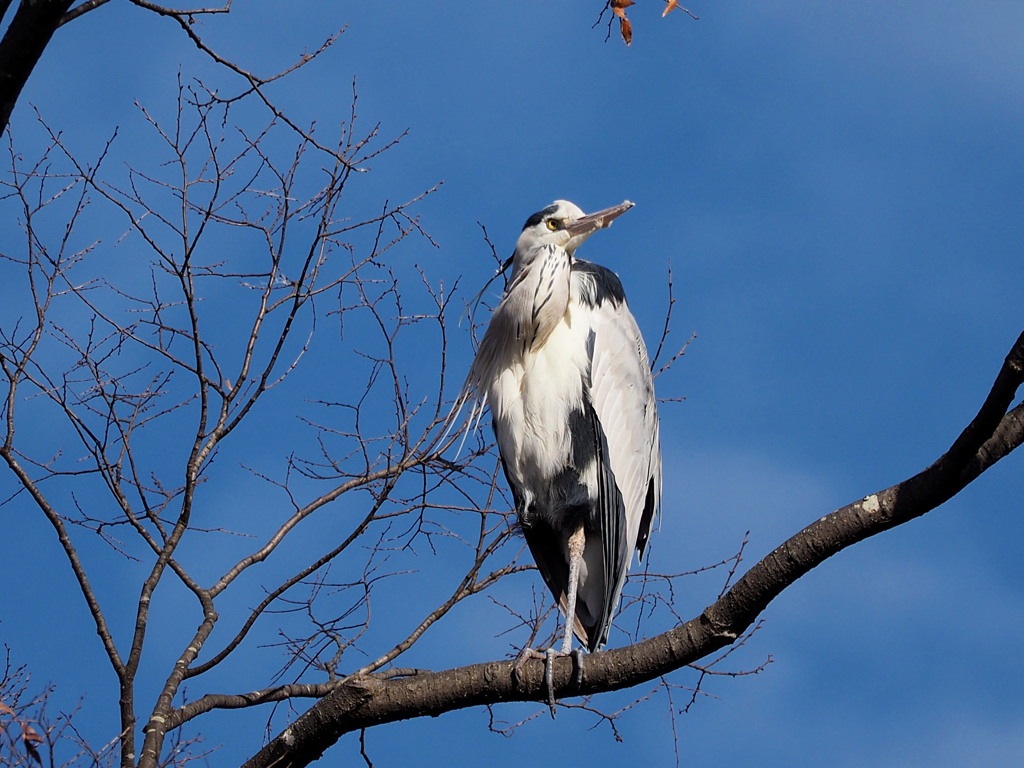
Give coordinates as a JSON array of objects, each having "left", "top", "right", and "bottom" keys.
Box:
[{"left": 2, "top": 1, "right": 1023, "bottom": 766}]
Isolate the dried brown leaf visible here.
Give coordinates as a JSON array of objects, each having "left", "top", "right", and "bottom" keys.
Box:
[
  {"left": 619, "top": 16, "right": 633, "bottom": 45},
  {"left": 611, "top": 0, "right": 636, "bottom": 18},
  {"left": 1, "top": 717, "right": 44, "bottom": 765},
  {"left": 611, "top": 0, "right": 635, "bottom": 45},
  {"left": 21, "top": 723, "right": 43, "bottom": 748}
]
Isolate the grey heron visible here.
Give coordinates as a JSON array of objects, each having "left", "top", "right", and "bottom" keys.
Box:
[{"left": 459, "top": 200, "right": 662, "bottom": 707}]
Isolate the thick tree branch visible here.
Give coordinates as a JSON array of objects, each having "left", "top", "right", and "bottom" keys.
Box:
[
  {"left": 57, "top": 0, "right": 113, "bottom": 26},
  {"left": 243, "top": 330, "right": 1024, "bottom": 768},
  {"left": 0, "top": 0, "right": 75, "bottom": 134}
]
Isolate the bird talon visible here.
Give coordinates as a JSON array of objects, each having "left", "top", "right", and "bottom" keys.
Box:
[
  {"left": 512, "top": 647, "right": 547, "bottom": 688},
  {"left": 545, "top": 647, "right": 557, "bottom": 718},
  {"left": 571, "top": 647, "right": 585, "bottom": 687},
  {"left": 513, "top": 646, "right": 575, "bottom": 717}
]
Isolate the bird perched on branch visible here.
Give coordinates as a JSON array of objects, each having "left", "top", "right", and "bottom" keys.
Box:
[{"left": 458, "top": 199, "right": 662, "bottom": 710}]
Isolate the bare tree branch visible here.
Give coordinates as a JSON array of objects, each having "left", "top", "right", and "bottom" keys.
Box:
[
  {"left": 241, "top": 330, "right": 1024, "bottom": 768},
  {"left": 0, "top": 0, "right": 75, "bottom": 134},
  {"left": 59, "top": 0, "right": 117, "bottom": 26}
]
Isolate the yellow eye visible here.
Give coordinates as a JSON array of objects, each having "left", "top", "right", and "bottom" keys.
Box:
[{"left": 546, "top": 219, "right": 561, "bottom": 231}]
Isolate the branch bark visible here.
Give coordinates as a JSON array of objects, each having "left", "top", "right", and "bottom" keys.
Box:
[
  {"left": 0, "top": 0, "right": 75, "bottom": 134},
  {"left": 242, "top": 330, "right": 1024, "bottom": 768}
]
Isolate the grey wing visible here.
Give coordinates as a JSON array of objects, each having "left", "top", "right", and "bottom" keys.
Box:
[
  {"left": 516, "top": 396, "right": 625, "bottom": 652},
  {"left": 585, "top": 285, "right": 662, "bottom": 566},
  {"left": 584, "top": 391, "right": 629, "bottom": 649}
]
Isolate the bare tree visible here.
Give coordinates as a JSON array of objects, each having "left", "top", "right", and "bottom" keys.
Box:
[
  {"left": 0, "top": 60, "right": 514, "bottom": 763},
  {"left": 1, "top": 4, "right": 1022, "bottom": 768}
]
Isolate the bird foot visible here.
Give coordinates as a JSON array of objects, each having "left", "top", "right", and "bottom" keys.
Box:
[{"left": 512, "top": 646, "right": 585, "bottom": 718}]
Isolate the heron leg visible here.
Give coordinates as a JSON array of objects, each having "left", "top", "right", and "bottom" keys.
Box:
[
  {"left": 561, "top": 524, "right": 586, "bottom": 654},
  {"left": 511, "top": 525, "right": 588, "bottom": 718},
  {"left": 564, "top": 525, "right": 587, "bottom": 689}
]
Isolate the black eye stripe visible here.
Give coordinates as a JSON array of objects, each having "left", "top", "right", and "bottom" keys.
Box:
[{"left": 522, "top": 204, "right": 561, "bottom": 230}]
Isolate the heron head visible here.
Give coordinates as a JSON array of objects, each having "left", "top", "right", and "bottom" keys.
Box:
[{"left": 515, "top": 200, "right": 635, "bottom": 257}]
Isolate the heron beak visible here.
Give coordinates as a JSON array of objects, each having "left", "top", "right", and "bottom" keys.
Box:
[{"left": 564, "top": 200, "right": 635, "bottom": 241}]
